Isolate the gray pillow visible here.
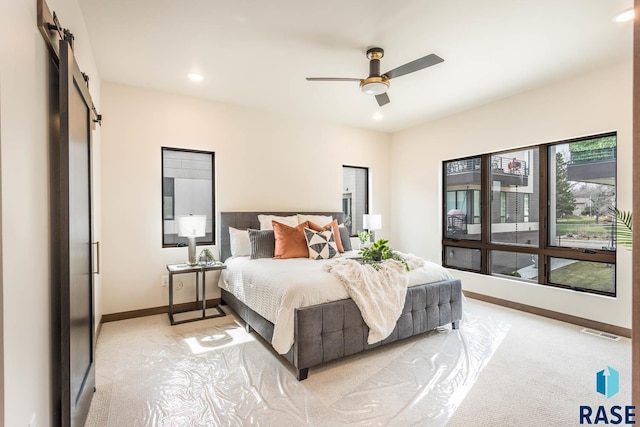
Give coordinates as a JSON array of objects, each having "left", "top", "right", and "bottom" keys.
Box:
[
  {"left": 248, "top": 229, "right": 275, "bottom": 259},
  {"left": 338, "top": 226, "right": 352, "bottom": 251}
]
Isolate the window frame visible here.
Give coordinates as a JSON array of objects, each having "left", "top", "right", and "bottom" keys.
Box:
[
  {"left": 443, "top": 155, "right": 482, "bottom": 241},
  {"left": 161, "top": 146, "right": 216, "bottom": 248},
  {"left": 442, "top": 132, "right": 617, "bottom": 297}
]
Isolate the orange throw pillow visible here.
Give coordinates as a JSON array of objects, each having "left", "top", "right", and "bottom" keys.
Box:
[
  {"left": 273, "top": 220, "right": 310, "bottom": 259},
  {"left": 308, "top": 219, "right": 344, "bottom": 253}
]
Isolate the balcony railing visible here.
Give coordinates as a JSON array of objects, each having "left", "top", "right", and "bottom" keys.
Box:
[
  {"left": 491, "top": 156, "right": 528, "bottom": 177},
  {"left": 569, "top": 147, "right": 616, "bottom": 164},
  {"left": 446, "top": 158, "right": 481, "bottom": 174},
  {"left": 446, "top": 156, "right": 529, "bottom": 187},
  {"left": 447, "top": 156, "right": 529, "bottom": 176}
]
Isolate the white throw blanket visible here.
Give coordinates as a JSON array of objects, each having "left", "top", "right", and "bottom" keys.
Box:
[
  {"left": 324, "top": 258, "right": 410, "bottom": 344},
  {"left": 402, "top": 252, "right": 426, "bottom": 271}
]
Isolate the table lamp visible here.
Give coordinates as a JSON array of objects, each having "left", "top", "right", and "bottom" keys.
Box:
[
  {"left": 363, "top": 214, "right": 382, "bottom": 241},
  {"left": 178, "top": 215, "right": 206, "bottom": 265}
]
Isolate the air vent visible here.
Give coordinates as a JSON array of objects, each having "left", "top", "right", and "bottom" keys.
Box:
[{"left": 580, "top": 328, "right": 621, "bottom": 341}]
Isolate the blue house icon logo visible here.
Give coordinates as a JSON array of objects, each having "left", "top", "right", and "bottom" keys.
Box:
[{"left": 596, "top": 366, "right": 619, "bottom": 399}]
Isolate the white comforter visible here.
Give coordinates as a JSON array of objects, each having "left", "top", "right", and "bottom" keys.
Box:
[{"left": 220, "top": 251, "right": 454, "bottom": 354}]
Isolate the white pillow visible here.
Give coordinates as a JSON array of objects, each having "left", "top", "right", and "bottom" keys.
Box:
[
  {"left": 229, "top": 227, "right": 250, "bottom": 257},
  {"left": 258, "top": 214, "right": 298, "bottom": 230},
  {"left": 297, "top": 214, "right": 333, "bottom": 226}
]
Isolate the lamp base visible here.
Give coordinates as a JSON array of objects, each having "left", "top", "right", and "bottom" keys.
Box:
[{"left": 187, "top": 237, "right": 198, "bottom": 266}]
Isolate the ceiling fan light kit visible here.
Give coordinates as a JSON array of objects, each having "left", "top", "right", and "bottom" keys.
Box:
[
  {"left": 306, "top": 46, "right": 444, "bottom": 107},
  {"left": 360, "top": 76, "right": 389, "bottom": 95}
]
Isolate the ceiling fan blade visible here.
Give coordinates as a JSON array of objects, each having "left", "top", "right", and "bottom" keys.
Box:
[
  {"left": 375, "top": 92, "right": 390, "bottom": 107},
  {"left": 384, "top": 54, "right": 444, "bottom": 80},
  {"left": 306, "top": 77, "right": 361, "bottom": 82}
]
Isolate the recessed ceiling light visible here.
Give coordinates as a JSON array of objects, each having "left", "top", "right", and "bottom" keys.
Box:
[
  {"left": 613, "top": 8, "right": 634, "bottom": 23},
  {"left": 372, "top": 112, "right": 384, "bottom": 121},
  {"left": 187, "top": 73, "right": 204, "bottom": 82}
]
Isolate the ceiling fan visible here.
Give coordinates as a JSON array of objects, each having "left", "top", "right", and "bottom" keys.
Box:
[{"left": 306, "top": 47, "right": 444, "bottom": 107}]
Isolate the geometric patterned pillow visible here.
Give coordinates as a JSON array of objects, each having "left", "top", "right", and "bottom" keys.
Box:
[{"left": 303, "top": 228, "right": 340, "bottom": 260}]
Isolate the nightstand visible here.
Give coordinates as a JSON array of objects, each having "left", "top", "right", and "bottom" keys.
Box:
[{"left": 166, "top": 263, "right": 227, "bottom": 325}]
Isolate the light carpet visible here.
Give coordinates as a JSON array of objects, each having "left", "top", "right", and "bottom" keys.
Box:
[
  {"left": 85, "top": 299, "right": 631, "bottom": 426},
  {"left": 85, "top": 299, "right": 506, "bottom": 426},
  {"left": 447, "top": 300, "right": 632, "bottom": 427}
]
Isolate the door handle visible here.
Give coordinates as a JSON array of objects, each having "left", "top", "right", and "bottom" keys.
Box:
[{"left": 92, "top": 241, "right": 100, "bottom": 274}]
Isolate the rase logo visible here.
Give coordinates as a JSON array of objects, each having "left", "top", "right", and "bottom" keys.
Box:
[
  {"left": 597, "top": 366, "right": 620, "bottom": 399},
  {"left": 579, "top": 366, "right": 635, "bottom": 425}
]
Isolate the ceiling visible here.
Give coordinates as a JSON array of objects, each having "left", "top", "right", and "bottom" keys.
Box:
[{"left": 77, "top": 0, "right": 633, "bottom": 133}]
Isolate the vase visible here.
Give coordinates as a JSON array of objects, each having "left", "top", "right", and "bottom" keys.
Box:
[
  {"left": 359, "top": 241, "right": 371, "bottom": 250},
  {"left": 198, "top": 253, "right": 208, "bottom": 266}
]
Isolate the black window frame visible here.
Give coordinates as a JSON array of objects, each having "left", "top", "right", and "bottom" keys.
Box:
[
  {"left": 342, "top": 165, "right": 369, "bottom": 237},
  {"left": 442, "top": 132, "right": 617, "bottom": 297},
  {"left": 161, "top": 147, "right": 216, "bottom": 248}
]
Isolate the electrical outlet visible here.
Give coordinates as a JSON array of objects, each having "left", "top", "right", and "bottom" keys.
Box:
[
  {"left": 29, "top": 413, "right": 36, "bottom": 427},
  {"left": 176, "top": 280, "right": 184, "bottom": 290},
  {"left": 161, "top": 276, "right": 169, "bottom": 287}
]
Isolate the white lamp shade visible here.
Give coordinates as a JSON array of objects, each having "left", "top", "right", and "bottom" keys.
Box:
[
  {"left": 178, "top": 215, "right": 207, "bottom": 238},
  {"left": 363, "top": 214, "right": 382, "bottom": 230}
]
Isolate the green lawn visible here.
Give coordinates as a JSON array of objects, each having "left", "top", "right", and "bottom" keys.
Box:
[
  {"left": 549, "top": 261, "right": 614, "bottom": 293},
  {"left": 555, "top": 218, "right": 612, "bottom": 239}
]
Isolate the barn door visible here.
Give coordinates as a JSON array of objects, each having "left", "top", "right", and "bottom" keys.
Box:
[{"left": 55, "top": 37, "right": 96, "bottom": 427}]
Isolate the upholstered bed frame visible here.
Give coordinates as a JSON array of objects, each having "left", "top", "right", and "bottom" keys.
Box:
[{"left": 219, "top": 211, "right": 463, "bottom": 381}]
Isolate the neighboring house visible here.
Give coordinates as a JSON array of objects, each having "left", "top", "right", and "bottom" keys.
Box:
[{"left": 573, "top": 197, "right": 593, "bottom": 216}]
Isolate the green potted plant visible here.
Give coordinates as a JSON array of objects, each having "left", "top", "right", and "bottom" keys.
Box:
[
  {"left": 359, "top": 239, "right": 409, "bottom": 271},
  {"left": 198, "top": 248, "right": 216, "bottom": 265},
  {"left": 357, "top": 230, "right": 372, "bottom": 249}
]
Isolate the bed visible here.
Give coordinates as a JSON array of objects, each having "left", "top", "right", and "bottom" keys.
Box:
[{"left": 219, "top": 211, "right": 463, "bottom": 380}]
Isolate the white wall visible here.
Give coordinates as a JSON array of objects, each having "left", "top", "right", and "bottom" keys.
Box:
[
  {"left": 0, "top": 0, "right": 101, "bottom": 425},
  {"left": 390, "top": 62, "right": 632, "bottom": 329},
  {"left": 100, "top": 81, "right": 391, "bottom": 315}
]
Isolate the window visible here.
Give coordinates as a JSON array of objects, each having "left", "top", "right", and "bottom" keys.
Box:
[
  {"left": 445, "top": 246, "right": 481, "bottom": 271},
  {"left": 162, "top": 147, "right": 215, "bottom": 247},
  {"left": 491, "top": 250, "right": 538, "bottom": 282},
  {"left": 491, "top": 148, "right": 539, "bottom": 247},
  {"left": 548, "top": 136, "right": 616, "bottom": 251},
  {"left": 342, "top": 166, "right": 368, "bottom": 236},
  {"left": 548, "top": 258, "right": 615, "bottom": 294},
  {"left": 442, "top": 133, "right": 616, "bottom": 296},
  {"left": 444, "top": 157, "right": 481, "bottom": 240}
]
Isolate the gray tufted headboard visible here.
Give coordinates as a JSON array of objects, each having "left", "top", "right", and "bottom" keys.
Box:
[{"left": 219, "top": 211, "right": 346, "bottom": 262}]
